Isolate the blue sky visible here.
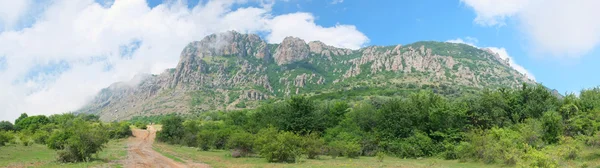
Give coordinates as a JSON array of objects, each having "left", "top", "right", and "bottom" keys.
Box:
[{"left": 0, "top": 0, "right": 599, "bottom": 120}]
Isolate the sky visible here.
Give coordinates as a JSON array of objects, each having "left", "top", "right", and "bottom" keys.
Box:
[{"left": 0, "top": 0, "right": 599, "bottom": 121}]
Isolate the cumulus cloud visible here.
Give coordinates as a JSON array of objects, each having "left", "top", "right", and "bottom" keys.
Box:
[
  {"left": 267, "top": 13, "right": 368, "bottom": 49},
  {"left": 461, "top": 0, "right": 600, "bottom": 57},
  {"left": 0, "top": 0, "right": 369, "bottom": 121},
  {"left": 446, "top": 38, "right": 535, "bottom": 81}
]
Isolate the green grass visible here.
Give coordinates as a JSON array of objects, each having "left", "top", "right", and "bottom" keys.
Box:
[
  {"left": 153, "top": 142, "right": 502, "bottom": 168},
  {"left": 153, "top": 146, "right": 185, "bottom": 163},
  {"left": 0, "top": 139, "right": 128, "bottom": 168}
]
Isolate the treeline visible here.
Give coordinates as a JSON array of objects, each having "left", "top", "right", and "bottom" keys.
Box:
[
  {"left": 156, "top": 84, "right": 600, "bottom": 167},
  {"left": 0, "top": 113, "right": 131, "bottom": 162}
]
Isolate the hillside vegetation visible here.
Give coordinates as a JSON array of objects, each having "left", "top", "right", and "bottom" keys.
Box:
[
  {"left": 0, "top": 113, "right": 131, "bottom": 166},
  {"left": 149, "top": 84, "right": 600, "bottom": 167}
]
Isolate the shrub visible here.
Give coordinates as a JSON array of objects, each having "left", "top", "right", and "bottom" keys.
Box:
[
  {"left": 556, "top": 136, "right": 582, "bottom": 160},
  {"left": 458, "top": 128, "right": 526, "bottom": 165},
  {"left": 17, "top": 132, "right": 33, "bottom": 146},
  {"left": 386, "top": 131, "right": 438, "bottom": 158},
  {"left": 226, "top": 131, "right": 255, "bottom": 157},
  {"left": 301, "top": 133, "right": 325, "bottom": 159},
  {"left": 254, "top": 127, "right": 302, "bottom": 163},
  {"left": 0, "top": 131, "right": 14, "bottom": 146},
  {"left": 376, "top": 151, "right": 385, "bottom": 162},
  {"left": 520, "top": 145, "right": 558, "bottom": 168},
  {"left": 156, "top": 115, "right": 184, "bottom": 144},
  {"left": 134, "top": 121, "right": 147, "bottom": 130},
  {"left": 328, "top": 140, "right": 361, "bottom": 159},
  {"left": 47, "top": 119, "right": 109, "bottom": 162},
  {"left": 15, "top": 115, "right": 50, "bottom": 132},
  {"left": 542, "top": 111, "right": 564, "bottom": 144},
  {"left": 197, "top": 130, "right": 217, "bottom": 151},
  {"left": 108, "top": 122, "right": 132, "bottom": 139},
  {"left": 32, "top": 130, "right": 50, "bottom": 144}
]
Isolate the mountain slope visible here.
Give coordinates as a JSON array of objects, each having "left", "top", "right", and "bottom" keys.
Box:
[{"left": 79, "top": 31, "right": 535, "bottom": 121}]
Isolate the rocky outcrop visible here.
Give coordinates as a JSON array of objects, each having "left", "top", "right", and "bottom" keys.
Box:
[
  {"left": 308, "top": 41, "right": 353, "bottom": 59},
  {"left": 80, "top": 31, "right": 536, "bottom": 121},
  {"left": 274, "top": 37, "right": 309, "bottom": 65}
]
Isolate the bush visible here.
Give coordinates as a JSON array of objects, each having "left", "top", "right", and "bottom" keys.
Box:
[
  {"left": 32, "top": 130, "right": 50, "bottom": 144},
  {"left": 376, "top": 151, "right": 385, "bottom": 162},
  {"left": 17, "top": 132, "right": 33, "bottom": 146},
  {"left": 459, "top": 128, "right": 525, "bottom": 165},
  {"left": 47, "top": 119, "right": 109, "bottom": 162},
  {"left": 197, "top": 130, "right": 217, "bottom": 151},
  {"left": 542, "top": 111, "right": 563, "bottom": 144},
  {"left": 134, "top": 121, "right": 147, "bottom": 130},
  {"left": 302, "top": 133, "right": 325, "bottom": 159},
  {"left": 156, "top": 115, "right": 184, "bottom": 144},
  {"left": 226, "top": 131, "right": 255, "bottom": 157},
  {"left": 520, "top": 146, "right": 558, "bottom": 168},
  {"left": 254, "top": 127, "right": 302, "bottom": 163},
  {"left": 0, "top": 131, "right": 14, "bottom": 146},
  {"left": 386, "top": 131, "right": 438, "bottom": 158},
  {"left": 328, "top": 140, "right": 361, "bottom": 159},
  {"left": 108, "top": 122, "right": 132, "bottom": 139},
  {"left": 15, "top": 115, "right": 50, "bottom": 132}
]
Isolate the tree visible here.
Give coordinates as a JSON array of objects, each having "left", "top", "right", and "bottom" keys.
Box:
[
  {"left": 0, "top": 131, "right": 14, "bottom": 146},
  {"left": 15, "top": 115, "right": 50, "bottom": 131},
  {"left": 47, "top": 119, "right": 109, "bottom": 162},
  {"left": 226, "top": 131, "right": 255, "bottom": 157},
  {"left": 254, "top": 127, "right": 303, "bottom": 163},
  {"left": 279, "top": 96, "right": 322, "bottom": 134},
  {"left": 0, "top": 121, "right": 14, "bottom": 131},
  {"left": 542, "top": 111, "right": 563, "bottom": 144},
  {"left": 156, "top": 115, "right": 184, "bottom": 144},
  {"left": 14, "top": 113, "right": 28, "bottom": 126}
]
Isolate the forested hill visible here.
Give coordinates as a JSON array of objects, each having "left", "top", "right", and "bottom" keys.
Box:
[{"left": 79, "top": 31, "right": 535, "bottom": 121}]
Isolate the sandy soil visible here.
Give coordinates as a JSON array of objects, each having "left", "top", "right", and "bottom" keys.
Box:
[{"left": 124, "top": 126, "right": 209, "bottom": 168}]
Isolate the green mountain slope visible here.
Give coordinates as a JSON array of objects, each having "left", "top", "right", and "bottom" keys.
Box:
[{"left": 78, "top": 31, "right": 534, "bottom": 121}]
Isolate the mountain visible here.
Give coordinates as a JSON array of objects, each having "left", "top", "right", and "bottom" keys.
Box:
[{"left": 79, "top": 31, "right": 535, "bottom": 121}]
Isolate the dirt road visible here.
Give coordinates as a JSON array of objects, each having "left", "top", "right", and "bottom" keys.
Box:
[{"left": 124, "top": 126, "right": 209, "bottom": 168}]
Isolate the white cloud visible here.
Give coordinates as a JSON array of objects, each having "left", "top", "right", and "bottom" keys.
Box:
[
  {"left": 331, "top": 0, "right": 344, "bottom": 4},
  {"left": 446, "top": 37, "right": 478, "bottom": 47},
  {"left": 0, "top": 0, "right": 369, "bottom": 121},
  {"left": 486, "top": 47, "right": 536, "bottom": 81},
  {"left": 461, "top": 0, "right": 600, "bottom": 57},
  {"left": 267, "top": 13, "right": 368, "bottom": 49},
  {"left": 446, "top": 38, "right": 535, "bottom": 81},
  {"left": 0, "top": 0, "right": 32, "bottom": 29}
]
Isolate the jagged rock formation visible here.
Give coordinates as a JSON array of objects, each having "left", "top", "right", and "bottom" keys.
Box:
[{"left": 79, "top": 31, "right": 535, "bottom": 121}]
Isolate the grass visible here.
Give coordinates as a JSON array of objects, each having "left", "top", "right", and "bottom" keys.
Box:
[
  {"left": 0, "top": 138, "right": 128, "bottom": 168},
  {"left": 153, "top": 142, "right": 502, "bottom": 168},
  {"left": 153, "top": 146, "right": 185, "bottom": 163}
]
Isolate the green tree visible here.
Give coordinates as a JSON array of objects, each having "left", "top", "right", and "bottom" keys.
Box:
[
  {"left": 542, "top": 111, "right": 563, "bottom": 144},
  {"left": 15, "top": 115, "right": 50, "bottom": 131},
  {"left": 156, "top": 115, "right": 184, "bottom": 144},
  {"left": 226, "top": 131, "right": 255, "bottom": 157},
  {"left": 14, "top": 113, "right": 28, "bottom": 126},
  {"left": 280, "top": 96, "right": 322, "bottom": 134},
  {"left": 0, "top": 121, "right": 14, "bottom": 131},
  {"left": 47, "top": 119, "right": 109, "bottom": 162},
  {"left": 254, "top": 127, "right": 303, "bottom": 163}
]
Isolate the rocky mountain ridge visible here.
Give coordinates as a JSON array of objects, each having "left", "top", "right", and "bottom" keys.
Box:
[{"left": 79, "top": 31, "right": 535, "bottom": 121}]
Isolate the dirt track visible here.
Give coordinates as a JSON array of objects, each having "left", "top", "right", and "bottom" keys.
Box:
[{"left": 124, "top": 126, "right": 209, "bottom": 168}]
